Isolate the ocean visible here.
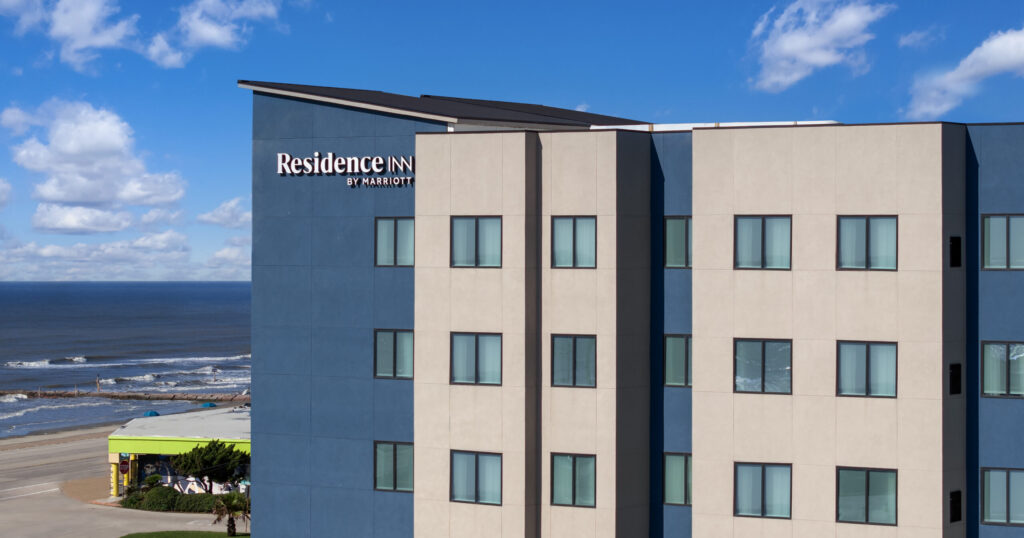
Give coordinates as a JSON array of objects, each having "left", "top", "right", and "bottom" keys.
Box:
[{"left": 0, "top": 282, "right": 250, "bottom": 438}]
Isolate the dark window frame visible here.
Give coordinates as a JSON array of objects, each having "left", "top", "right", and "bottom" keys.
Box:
[
  {"left": 664, "top": 216, "right": 692, "bottom": 269},
  {"left": 981, "top": 467, "right": 1024, "bottom": 526},
  {"left": 374, "top": 217, "right": 414, "bottom": 267},
  {"left": 835, "top": 215, "right": 899, "bottom": 271},
  {"left": 981, "top": 214, "right": 1024, "bottom": 271},
  {"left": 551, "top": 216, "right": 598, "bottom": 269},
  {"left": 836, "top": 467, "right": 898, "bottom": 526},
  {"left": 951, "top": 490, "right": 962, "bottom": 523},
  {"left": 664, "top": 334, "right": 692, "bottom": 387},
  {"left": 551, "top": 453, "right": 597, "bottom": 508},
  {"left": 733, "top": 462, "right": 792, "bottom": 519},
  {"left": 374, "top": 329, "right": 414, "bottom": 380},
  {"left": 450, "top": 332, "right": 502, "bottom": 386},
  {"left": 373, "top": 440, "right": 413, "bottom": 493},
  {"left": 733, "top": 338, "right": 793, "bottom": 395},
  {"left": 450, "top": 216, "right": 503, "bottom": 268},
  {"left": 663, "top": 452, "right": 692, "bottom": 506},
  {"left": 835, "top": 341, "right": 898, "bottom": 398},
  {"left": 733, "top": 215, "right": 792, "bottom": 271},
  {"left": 551, "top": 334, "right": 597, "bottom": 388},
  {"left": 449, "top": 450, "right": 503, "bottom": 506},
  {"left": 981, "top": 341, "right": 1024, "bottom": 398}
]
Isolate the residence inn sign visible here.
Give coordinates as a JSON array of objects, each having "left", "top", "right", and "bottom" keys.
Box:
[{"left": 276, "top": 151, "right": 415, "bottom": 187}]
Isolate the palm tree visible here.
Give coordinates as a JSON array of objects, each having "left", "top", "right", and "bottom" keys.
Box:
[{"left": 212, "top": 492, "right": 250, "bottom": 536}]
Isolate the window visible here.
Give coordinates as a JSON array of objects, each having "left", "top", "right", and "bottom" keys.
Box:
[
  {"left": 837, "top": 468, "right": 897, "bottom": 525},
  {"left": 451, "top": 217, "right": 501, "bottom": 267},
  {"left": 664, "top": 453, "right": 692, "bottom": 506},
  {"left": 734, "top": 339, "right": 791, "bottom": 394},
  {"left": 451, "top": 451, "right": 501, "bottom": 505},
  {"left": 552, "top": 335, "right": 596, "bottom": 388},
  {"left": 951, "top": 490, "right": 962, "bottom": 523},
  {"left": 950, "top": 364, "right": 962, "bottom": 395},
  {"left": 734, "top": 463, "right": 790, "bottom": 518},
  {"left": 665, "top": 335, "right": 692, "bottom": 387},
  {"left": 983, "top": 215, "right": 1024, "bottom": 269},
  {"left": 376, "top": 217, "right": 414, "bottom": 267},
  {"left": 375, "top": 330, "right": 413, "bottom": 379},
  {"left": 983, "top": 469, "right": 1024, "bottom": 525},
  {"left": 982, "top": 342, "right": 1024, "bottom": 397},
  {"left": 665, "top": 217, "right": 692, "bottom": 268},
  {"left": 451, "top": 333, "right": 501, "bottom": 385},
  {"left": 552, "top": 216, "right": 596, "bottom": 268},
  {"left": 837, "top": 342, "right": 896, "bottom": 397},
  {"left": 950, "top": 236, "right": 962, "bottom": 268},
  {"left": 735, "top": 216, "right": 790, "bottom": 269},
  {"left": 375, "top": 441, "right": 413, "bottom": 492},
  {"left": 552, "top": 454, "right": 596, "bottom": 507},
  {"left": 837, "top": 216, "right": 897, "bottom": 270}
]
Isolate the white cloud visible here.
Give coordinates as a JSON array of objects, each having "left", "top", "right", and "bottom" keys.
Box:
[
  {"left": 0, "top": 178, "right": 10, "bottom": 208},
  {"left": 197, "top": 197, "right": 251, "bottom": 228},
  {"left": 574, "top": 103, "right": 590, "bottom": 112},
  {"left": 145, "top": 33, "right": 185, "bottom": 68},
  {"left": 0, "top": 0, "right": 279, "bottom": 71},
  {"left": 32, "top": 203, "right": 133, "bottom": 233},
  {"left": 205, "top": 235, "right": 250, "bottom": 280},
  {"left": 4, "top": 99, "right": 186, "bottom": 206},
  {"left": 140, "top": 208, "right": 183, "bottom": 225},
  {"left": 47, "top": 0, "right": 138, "bottom": 72},
  {"left": 0, "top": 229, "right": 193, "bottom": 280},
  {"left": 226, "top": 234, "right": 251, "bottom": 246},
  {"left": 0, "top": 0, "right": 44, "bottom": 34},
  {"left": 750, "top": 0, "right": 895, "bottom": 92},
  {"left": 207, "top": 245, "right": 249, "bottom": 267},
  {"left": 898, "top": 27, "right": 943, "bottom": 49},
  {"left": 751, "top": 7, "right": 775, "bottom": 39},
  {"left": 180, "top": 0, "right": 275, "bottom": 48},
  {"left": 907, "top": 26, "right": 1024, "bottom": 120},
  {"left": 1, "top": 105, "right": 37, "bottom": 134}
]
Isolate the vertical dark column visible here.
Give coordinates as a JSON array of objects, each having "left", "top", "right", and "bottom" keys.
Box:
[
  {"left": 524, "top": 131, "right": 542, "bottom": 538},
  {"left": 965, "top": 129, "right": 981, "bottom": 538},
  {"left": 615, "top": 131, "right": 652, "bottom": 536}
]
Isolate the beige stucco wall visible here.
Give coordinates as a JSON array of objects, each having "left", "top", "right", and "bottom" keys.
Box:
[
  {"left": 692, "top": 124, "right": 964, "bottom": 538},
  {"left": 414, "top": 131, "right": 541, "bottom": 538},
  {"left": 415, "top": 130, "right": 652, "bottom": 538},
  {"left": 537, "top": 130, "right": 651, "bottom": 538}
]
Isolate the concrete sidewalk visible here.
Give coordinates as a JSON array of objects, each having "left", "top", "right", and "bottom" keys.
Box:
[{"left": 0, "top": 425, "right": 239, "bottom": 537}]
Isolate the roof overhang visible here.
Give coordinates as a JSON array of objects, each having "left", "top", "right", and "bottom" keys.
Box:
[{"left": 238, "top": 82, "right": 459, "bottom": 124}]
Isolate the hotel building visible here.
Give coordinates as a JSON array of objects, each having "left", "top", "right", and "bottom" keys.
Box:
[{"left": 241, "top": 80, "right": 1024, "bottom": 538}]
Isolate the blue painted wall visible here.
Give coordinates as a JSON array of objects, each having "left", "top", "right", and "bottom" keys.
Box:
[
  {"left": 966, "top": 124, "right": 1024, "bottom": 538},
  {"left": 650, "top": 132, "right": 693, "bottom": 538},
  {"left": 250, "top": 93, "right": 444, "bottom": 538}
]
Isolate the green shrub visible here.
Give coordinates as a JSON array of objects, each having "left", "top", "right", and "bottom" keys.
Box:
[
  {"left": 143, "top": 474, "right": 163, "bottom": 489},
  {"left": 175, "top": 493, "right": 218, "bottom": 513},
  {"left": 120, "top": 491, "right": 145, "bottom": 509},
  {"left": 139, "top": 485, "right": 181, "bottom": 511}
]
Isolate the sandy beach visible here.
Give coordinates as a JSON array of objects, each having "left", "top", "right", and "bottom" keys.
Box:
[{"left": 0, "top": 422, "right": 229, "bottom": 538}]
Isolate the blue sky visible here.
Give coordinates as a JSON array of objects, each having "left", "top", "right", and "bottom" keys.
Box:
[{"left": 0, "top": 0, "right": 1022, "bottom": 280}]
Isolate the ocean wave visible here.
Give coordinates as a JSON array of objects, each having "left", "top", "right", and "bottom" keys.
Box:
[
  {"left": 3, "top": 353, "right": 249, "bottom": 370},
  {"left": 6, "top": 359, "right": 52, "bottom": 368},
  {"left": 102, "top": 374, "right": 157, "bottom": 385},
  {"left": 0, "top": 394, "right": 28, "bottom": 404},
  {"left": 0, "top": 401, "right": 108, "bottom": 421}
]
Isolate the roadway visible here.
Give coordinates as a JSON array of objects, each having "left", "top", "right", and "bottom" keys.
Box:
[{"left": 0, "top": 425, "right": 233, "bottom": 537}]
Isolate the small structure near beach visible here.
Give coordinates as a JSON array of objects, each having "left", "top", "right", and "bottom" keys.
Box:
[{"left": 107, "top": 405, "right": 250, "bottom": 496}]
